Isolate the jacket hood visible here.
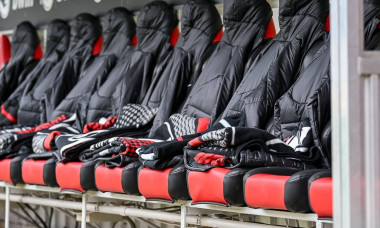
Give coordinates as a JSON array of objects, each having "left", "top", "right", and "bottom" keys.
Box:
[
  {"left": 11, "top": 21, "right": 40, "bottom": 61},
  {"left": 364, "top": 0, "right": 380, "bottom": 46},
  {"left": 101, "top": 7, "right": 136, "bottom": 55},
  {"left": 44, "top": 19, "right": 70, "bottom": 62},
  {"left": 222, "top": 0, "right": 273, "bottom": 45},
  {"left": 136, "top": 1, "right": 178, "bottom": 50},
  {"left": 180, "top": 0, "right": 222, "bottom": 41},
  {"left": 68, "top": 13, "right": 102, "bottom": 55},
  {"left": 279, "top": 0, "right": 329, "bottom": 30}
]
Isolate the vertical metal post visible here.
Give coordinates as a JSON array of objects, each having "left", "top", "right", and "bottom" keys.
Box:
[
  {"left": 81, "top": 194, "right": 87, "bottom": 228},
  {"left": 180, "top": 205, "right": 187, "bottom": 228},
  {"left": 330, "top": 0, "right": 365, "bottom": 227},
  {"left": 4, "top": 186, "right": 10, "bottom": 228}
]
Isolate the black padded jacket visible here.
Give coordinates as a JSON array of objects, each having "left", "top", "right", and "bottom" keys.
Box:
[
  {"left": 0, "top": 20, "right": 70, "bottom": 126},
  {"left": 222, "top": 0, "right": 329, "bottom": 128},
  {"left": 0, "top": 22, "right": 41, "bottom": 104},
  {"left": 18, "top": 13, "right": 102, "bottom": 126},
  {"left": 48, "top": 8, "right": 136, "bottom": 121},
  {"left": 82, "top": 1, "right": 178, "bottom": 125},
  {"left": 179, "top": 0, "right": 274, "bottom": 125},
  {"left": 125, "top": 0, "right": 223, "bottom": 133},
  {"left": 273, "top": 36, "right": 331, "bottom": 168}
]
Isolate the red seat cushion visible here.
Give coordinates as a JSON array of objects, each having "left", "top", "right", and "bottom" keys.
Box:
[
  {"left": 95, "top": 165, "right": 124, "bottom": 193},
  {"left": 0, "top": 159, "right": 13, "bottom": 184},
  {"left": 309, "top": 177, "right": 333, "bottom": 218},
  {"left": 138, "top": 167, "right": 173, "bottom": 201},
  {"left": 188, "top": 168, "right": 230, "bottom": 205},
  {"left": 0, "top": 35, "right": 11, "bottom": 69},
  {"left": 244, "top": 174, "right": 289, "bottom": 210},
  {"left": 56, "top": 162, "right": 84, "bottom": 192},
  {"left": 22, "top": 160, "right": 46, "bottom": 185}
]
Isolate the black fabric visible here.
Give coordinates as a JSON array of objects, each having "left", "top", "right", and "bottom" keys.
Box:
[
  {"left": 0, "top": 20, "right": 70, "bottom": 126},
  {"left": 42, "top": 157, "right": 59, "bottom": 187},
  {"left": 168, "top": 164, "right": 191, "bottom": 200},
  {"left": 364, "top": 0, "right": 380, "bottom": 49},
  {"left": 184, "top": 127, "right": 320, "bottom": 171},
  {"left": 49, "top": 8, "right": 136, "bottom": 121},
  {"left": 141, "top": 0, "right": 223, "bottom": 134},
  {"left": 284, "top": 169, "right": 323, "bottom": 212},
  {"left": 0, "top": 22, "right": 40, "bottom": 104},
  {"left": 179, "top": 0, "right": 274, "bottom": 126},
  {"left": 121, "top": 161, "right": 142, "bottom": 195},
  {"left": 18, "top": 13, "right": 102, "bottom": 126},
  {"left": 137, "top": 114, "right": 245, "bottom": 170},
  {"left": 222, "top": 0, "right": 329, "bottom": 128},
  {"left": 320, "top": 120, "right": 331, "bottom": 165},
  {"left": 9, "top": 154, "right": 29, "bottom": 185},
  {"left": 272, "top": 37, "right": 331, "bottom": 168},
  {"left": 83, "top": 1, "right": 178, "bottom": 125},
  {"left": 223, "top": 168, "right": 251, "bottom": 206}
]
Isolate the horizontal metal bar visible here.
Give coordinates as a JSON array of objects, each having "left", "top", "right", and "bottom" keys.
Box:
[
  {"left": 358, "top": 51, "right": 380, "bottom": 74},
  {"left": 0, "top": 182, "right": 325, "bottom": 223},
  {"left": 0, "top": 193, "right": 278, "bottom": 228}
]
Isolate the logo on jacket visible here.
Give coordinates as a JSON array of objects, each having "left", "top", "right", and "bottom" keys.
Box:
[
  {"left": 41, "top": 0, "right": 53, "bottom": 11},
  {"left": 0, "top": 0, "right": 10, "bottom": 19}
]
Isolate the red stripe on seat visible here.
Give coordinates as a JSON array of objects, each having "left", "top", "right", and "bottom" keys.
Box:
[
  {"left": 170, "top": 27, "right": 180, "bottom": 47},
  {"left": 0, "top": 159, "right": 13, "bottom": 184},
  {"left": 265, "top": 18, "right": 276, "bottom": 39},
  {"left": 22, "top": 159, "right": 46, "bottom": 185},
  {"left": 0, "top": 35, "right": 11, "bottom": 68},
  {"left": 188, "top": 168, "right": 230, "bottom": 205},
  {"left": 138, "top": 168, "right": 173, "bottom": 201},
  {"left": 33, "top": 44, "right": 43, "bottom": 60},
  {"left": 212, "top": 29, "right": 223, "bottom": 43},
  {"left": 309, "top": 177, "right": 333, "bottom": 218},
  {"left": 56, "top": 162, "right": 84, "bottom": 192},
  {"left": 1, "top": 105, "right": 16, "bottom": 123},
  {"left": 92, "top": 36, "right": 103, "bottom": 56},
  {"left": 95, "top": 165, "right": 124, "bottom": 193},
  {"left": 131, "top": 34, "right": 137, "bottom": 46},
  {"left": 244, "top": 173, "right": 289, "bottom": 210}
]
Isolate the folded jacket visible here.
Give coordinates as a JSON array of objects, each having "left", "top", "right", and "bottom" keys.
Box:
[
  {"left": 137, "top": 113, "right": 246, "bottom": 169},
  {"left": 184, "top": 127, "right": 323, "bottom": 171}
]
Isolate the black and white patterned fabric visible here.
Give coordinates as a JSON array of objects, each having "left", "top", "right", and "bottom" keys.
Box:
[
  {"left": 32, "top": 132, "right": 47, "bottom": 154},
  {"left": 113, "top": 104, "right": 158, "bottom": 128},
  {"left": 0, "top": 133, "right": 17, "bottom": 150},
  {"left": 185, "top": 126, "right": 323, "bottom": 171},
  {"left": 169, "top": 114, "right": 196, "bottom": 138},
  {"left": 89, "top": 137, "right": 121, "bottom": 151}
]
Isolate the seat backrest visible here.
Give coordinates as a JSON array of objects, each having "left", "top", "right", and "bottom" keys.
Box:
[
  {"left": 221, "top": 0, "right": 329, "bottom": 128},
  {"left": 0, "top": 19, "right": 70, "bottom": 126},
  {"left": 17, "top": 14, "right": 102, "bottom": 126},
  {"left": 82, "top": 1, "right": 179, "bottom": 124},
  {"left": 179, "top": 0, "right": 275, "bottom": 124},
  {"left": 47, "top": 7, "right": 137, "bottom": 121},
  {"left": 0, "top": 21, "right": 41, "bottom": 104},
  {"left": 100, "top": 7, "right": 136, "bottom": 56},
  {"left": 139, "top": 0, "right": 223, "bottom": 131}
]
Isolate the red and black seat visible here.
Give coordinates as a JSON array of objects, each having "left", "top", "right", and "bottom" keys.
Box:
[
  {"left": 55, "top": 1, "right": 180, "bottom": 193},
  {"left": 94, "top": 0, "right": 223, "bottom": 196},
  {"left": 0, "top": 34, "right": 11, "bottom": 69},
  {"left": 138, "top": 164, "right": 190, "bottom": 201},
  {"left": 308, "top": 170, "right": 332, "bottom": 218}
]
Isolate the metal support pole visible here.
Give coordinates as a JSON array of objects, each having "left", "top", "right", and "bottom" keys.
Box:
[
  {"left": 180, "top": 205, "right": 187, "bottom": 228},
  {"left": 4, "top": 186, "right": 10, "bottom": 228},
  {"left": 331, "top": 0, "right": 365, "bottom": 227},
  {"left": 81, "top": 194, "right": 87, "bottom": 228}
]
